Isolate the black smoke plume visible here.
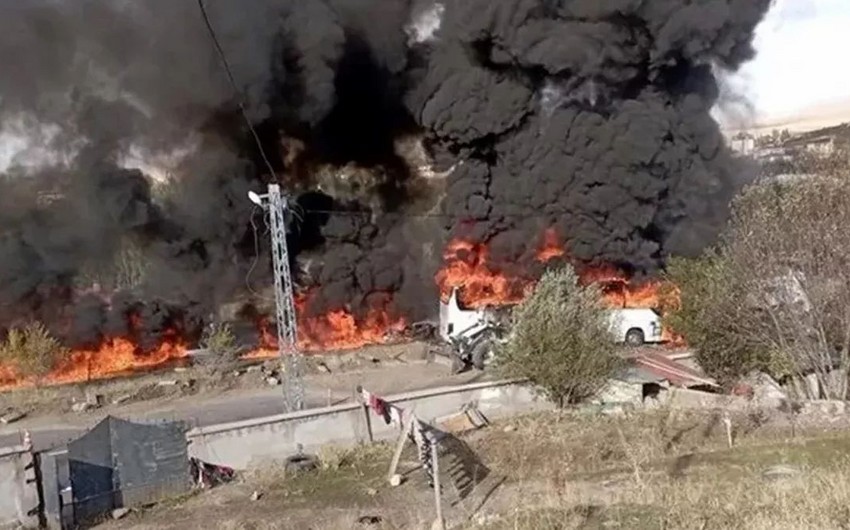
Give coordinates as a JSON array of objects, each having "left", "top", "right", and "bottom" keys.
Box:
[
  {"left": 410, "top": 0, "right": 770, "bottom": 275},
  {"left": 0, "top": 0, "right": 770, "bottom": 350}
]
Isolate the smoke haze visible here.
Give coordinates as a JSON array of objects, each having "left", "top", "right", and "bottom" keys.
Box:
[{"left": 0, "top": 0, "right": 770, "bottom": 347}]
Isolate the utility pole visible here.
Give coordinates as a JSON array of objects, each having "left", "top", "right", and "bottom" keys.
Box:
[{"left": 248, "top": 184, "right": 304, "bottom": 412}]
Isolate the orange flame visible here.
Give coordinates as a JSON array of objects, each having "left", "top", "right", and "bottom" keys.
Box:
[
  {"left": 244, "top": 290, "right": 407, "bottom": 359},
  {"left": 436, "top": 229, "right": 685, "bottom": 344},
  {"left": 0, "top": 333, "right": 188, "bottom": 392},
  {"left": 436, "top": 229, "right": 564, "bottom": 308}
]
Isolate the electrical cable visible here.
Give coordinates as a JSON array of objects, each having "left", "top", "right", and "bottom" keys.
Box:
[
  {"left": 197, "top": 0, "right": 575, "bottom": 264},
  {"left": 196, "top": 0, "right": 277, "bottom": 182},
  {"left": 198, "top": 0, "right": 293, "bottom": 304},
  {"left": 294, "top": 208, "right": 590, "bottom": 219}
]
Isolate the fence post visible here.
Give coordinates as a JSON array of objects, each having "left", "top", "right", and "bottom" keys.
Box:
[
  {"left": 387, "top": 413, "right": 415, "bottom": 483},
  {"left": 356, "top": 386, "right": 374, "bottom": 443}
]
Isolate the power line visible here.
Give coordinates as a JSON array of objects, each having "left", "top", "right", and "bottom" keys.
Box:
[
  {"left": 198, "top": 1, "right": 304, "bottom": 411},
  {"left": 295, "top": 208, "right": 592, "bottom": 219},
  {"left": 196, "top": 0, "right": 583, "bottom": 228},
  {"left": 196, "top": 0, "right": 277, "bottom": 181}
]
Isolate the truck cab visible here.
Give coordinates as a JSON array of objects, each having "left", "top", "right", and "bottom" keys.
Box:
[{"left": 439, "top": 289, "right": 491, "bottom": 343}]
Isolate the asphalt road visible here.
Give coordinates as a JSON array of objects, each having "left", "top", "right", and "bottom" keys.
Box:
[{"left": 0, "top": 360, "right": 484, "bottom": 451}]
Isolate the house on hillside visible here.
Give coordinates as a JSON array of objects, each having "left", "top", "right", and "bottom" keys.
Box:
[
  {"left": 730, "top": 132, "right": 756, "bottom": 155},
  {"left": 783, "top": 122, "right": 850, "bottom": 157}
]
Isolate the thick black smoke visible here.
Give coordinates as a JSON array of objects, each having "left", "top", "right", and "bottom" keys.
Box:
[
  {"left": 0, "top": 0, "right": 769, "bottom": 348},
  {"left": 410, "top": 0, "right": 770, "bottom": 275}
]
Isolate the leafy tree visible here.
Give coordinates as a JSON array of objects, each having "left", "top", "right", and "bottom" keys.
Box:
[
  {"left": 664, "top": 255, "right": 773, "bottom": 386},
  {"left": 496, "top": 266, "right": 622, "bottom": 406}
]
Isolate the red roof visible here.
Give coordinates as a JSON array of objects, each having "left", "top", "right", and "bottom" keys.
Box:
[{"left": 630, "top": 351, "right": 717, "bottom": 388}]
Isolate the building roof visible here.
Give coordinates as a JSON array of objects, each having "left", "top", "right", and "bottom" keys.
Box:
[{"left": 617, "top": 350, "right": 718, "bottom": 388}]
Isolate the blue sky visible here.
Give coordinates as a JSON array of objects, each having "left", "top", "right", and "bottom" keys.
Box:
[{"left": 726, "top": 0, "right": 850, "bottom": 124}]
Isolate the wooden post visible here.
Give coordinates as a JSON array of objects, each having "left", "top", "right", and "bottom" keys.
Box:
[
  {"left": 387, "top": 413, "right": 415, "bottom": 483},
  {"left": 357, "top": 385, "right": 375, "bottom": 443},
  {"left": 431, "top": 439, "right": 445, "bottom": 530},
  {"left": 363, "top": 403, "right": 374, "bottom": 443},
  {"left": 722, "top": 412, "right": 733, "bottom": 448}
]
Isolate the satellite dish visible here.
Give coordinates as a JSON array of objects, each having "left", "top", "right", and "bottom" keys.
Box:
[{"left": 247, "top": 190, "right": 263, "bottom": 206}]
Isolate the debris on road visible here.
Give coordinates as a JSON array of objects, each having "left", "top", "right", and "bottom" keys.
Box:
[
  {"left": 156, "top": 380, "right": 180, "bottom": 387},
  {"left": 111, "top": 394, "right": 133, "bottom": 405},
  {"left": 111, "top": 507, "right": 131, "bottom": 520},
  {"left": 250, "top": 490, "right": 262, "bottom": 501},
  {"left": 72, "top": 401, "right": 97, "bottom": 413},
  {"left": 0, "top": 410, "right": 25, "bottom": 425},
  {"left": 436, "top": 405, "right": 489, "bottom": 434},
  {"left": 266, "top": 376, "right": 281, "bottom": 387}
]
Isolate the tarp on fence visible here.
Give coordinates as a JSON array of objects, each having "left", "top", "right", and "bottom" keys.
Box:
[{"left": 68, "top": 416, "right": 189, "bottom": 523}]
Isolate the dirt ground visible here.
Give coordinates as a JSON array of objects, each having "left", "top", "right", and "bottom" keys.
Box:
[{"left": 93, "top": 403, "right": 850, "bottom": 530}]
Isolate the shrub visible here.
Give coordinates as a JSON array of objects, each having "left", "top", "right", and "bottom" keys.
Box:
[
  {"left": 200, "top": 322, "right": 240, "bottom": 368},
  {"left": 664, "top": 255, "right": 773, "bottom": 386},
  {"left": 496, "top": 266, "right": 622, "bottom": 406},
  {"left": 0, "top": 322, "right": 68, "bottom": 378}
]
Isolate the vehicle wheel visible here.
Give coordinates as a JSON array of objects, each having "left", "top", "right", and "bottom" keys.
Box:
[
  {"left": 471, "top": 333, "right": 496, "bottom": 370},
  {"left": 625, "top": 328, "right": 645, "bottom": 347},
  {"left": 285, "top": 454, "right": 318, "bottom": 473},
  {"left": 450, "top": 353, "right": 468, "bottom": 374}
]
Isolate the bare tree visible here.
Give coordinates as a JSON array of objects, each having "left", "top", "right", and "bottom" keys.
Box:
[
  {"left": 726, "top": 174, "right": 850, "bottom": 399},
  {"left": 670, "top": 158, "right": 850, "bottom": 399}
]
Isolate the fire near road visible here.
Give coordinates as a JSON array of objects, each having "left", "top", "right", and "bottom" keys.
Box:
[{"left": 0, "top": 362, "right": 483, "bottom": 451}]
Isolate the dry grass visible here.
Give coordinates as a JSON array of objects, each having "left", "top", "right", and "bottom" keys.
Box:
[
  {"left": 476, "top": 460, "right": 850, "bottom": 529},
  {"left": 98, "top": 407, "right": 850, "bottom": 530},
  {"left": 466, "top": 407, "right": 850, "bottom": 529},
  {"left": 468, "top": 405, "right": 808, "bottom": 481},
  {"left": 0, "top": 368, "right": 201, "bottom": 417},
  {"left": 101, "top": 442, "right": 439, "bottom": 530}
]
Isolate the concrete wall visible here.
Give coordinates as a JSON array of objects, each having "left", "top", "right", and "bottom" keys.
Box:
[
  {"left": 187, "top": 379, "right": 550, "bottom": 469},
  {"left": 0, "top": 444, "right": 39, "bottom": 529},
  {"left": 0, "top": 379, "right": 549, "bottom": 526}
]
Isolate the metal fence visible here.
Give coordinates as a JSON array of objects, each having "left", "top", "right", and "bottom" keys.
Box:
[{"left": 39, "top": 416, "right": 190, "bottom": 528}]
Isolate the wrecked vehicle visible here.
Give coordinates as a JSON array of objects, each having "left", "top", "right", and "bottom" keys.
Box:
[
  {"left": 438, "top": 287, "right": 664, "bottom": 372},
  {"left": 438, "top": 288, "right": 510, "bottom": 372}
]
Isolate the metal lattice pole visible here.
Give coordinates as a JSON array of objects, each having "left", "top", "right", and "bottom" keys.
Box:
[{"left": 265, "top": 184, "right": 304, "bottom": 412}]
